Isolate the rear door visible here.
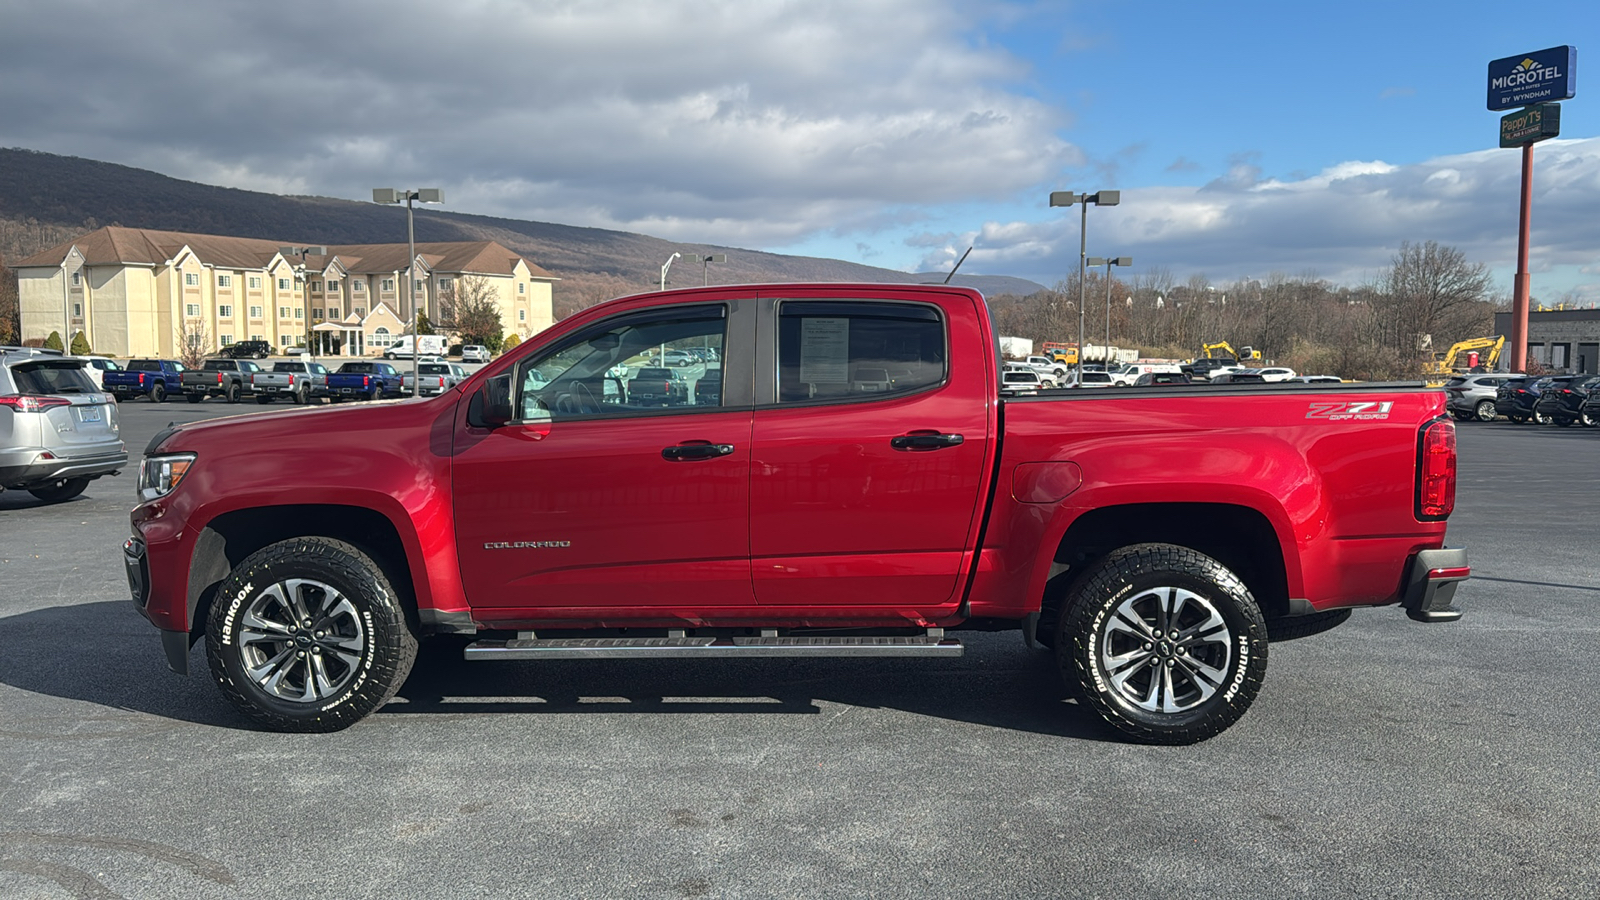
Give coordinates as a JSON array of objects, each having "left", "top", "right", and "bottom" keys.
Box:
[
  {"left": 747, "top": 290, "right": 996, "bottom": 612},
  {"left": 454, "top": 298, "right": 758, "bottom": 611}
]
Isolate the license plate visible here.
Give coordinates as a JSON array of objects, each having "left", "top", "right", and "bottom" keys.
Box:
[
  {"left": 79, "top": 406, "right": 102, "bottom": 423},
  {"left": 341, "top": 388, "right": 354, "bottom": 394},
  {"left": 264, "top": 386, "right": 278, "bottom": 392}
]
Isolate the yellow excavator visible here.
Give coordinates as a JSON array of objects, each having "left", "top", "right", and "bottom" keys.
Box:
[
  {"left": 1423, "top": 335, "right": 1505, "bottom": 385},
  {"left": 1199, "top": 342, "right": 1263, "bottom": 363}
]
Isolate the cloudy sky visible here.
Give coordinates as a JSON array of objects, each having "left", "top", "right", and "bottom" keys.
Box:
[{"left": 2, "top": 0, "right": 1596, "bottom": 298}]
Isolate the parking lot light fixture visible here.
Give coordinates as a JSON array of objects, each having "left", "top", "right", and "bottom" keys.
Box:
[
  {"left": 372, "top": 188, "right": 443, "bottom": 394},
  {"left": 660, "top": 253, "right": 681, "bottom": 291},
  {"left": 683, "top": 253, "right": 727, "bottom": 286},
  {"left": 1050, "top": 190, "right": 1120, "bottom": 385},
  {"left": 1087, "top": 256, "right": 1132, "bottom": 362}
]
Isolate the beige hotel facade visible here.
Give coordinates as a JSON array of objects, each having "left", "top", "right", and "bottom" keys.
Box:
[{"left": 15, "top": 226, "right": 558, "bottom": 357}]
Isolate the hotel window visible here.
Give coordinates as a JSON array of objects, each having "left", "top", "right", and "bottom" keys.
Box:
[
  {"left": 518, "top": 309, "right": 526, "bottom": 322},
  {"left": 186, "top": 303, "right": 201, "bottom": 317},
  {"left": 219, "top": 334, "right": 233, "bottom": 346},
  {"left": 326, "top": 280, "right": 339, "bottom": 293},
  {"left": 327, "top": 307, "right": 341, "bottom": 318},
  {"left": 310, "top": 280, "right": 321, "bottom": 292},
  {"left": 278, "top": 278, "right": 292, "bottom": 291},
  {"left": 71, "top": 272, "right": 81, "bottom": 286},
  {"left": 281, "top": 335, "right": 292, "bottom": 347},
  {"left": 438, "top": 277, "right": 453, "bottom": 291},
  {"left": 218, "top": 274, "right": 232, "bottom": 288},
  {"left": 352, "top": 281, "right": 364, "bottom": 292},
  {"left": 414, "top": 279, "right": 424, "bottom": 291},
  {"left": 73, "top": 303, "right": 82, "bottom": 316},
  {"left": 248, "top": 276, "right": 261, "bottom": 289},
  {"left": 185, "top": 273, "right": 200, "bottom": 286},
  {"left": 312, "top": 308, "right": 324, "bottom": 319},
  {"left": 249, "top": 305, "right": 263, "bottom": 318},
  {"left": 355, "top": 307, "right": 366, "bottom": 317},
  {"left": 518, "top": 283, "right": 525, "bottom": 295},
  {"left": 218, "top": 305, "right": 233, "bottom": 317},
  {"left": 294, "top": 308, "right": 304, "bottom": 319},
  {"left": 279, "top": 306, "right": 290, "bottom": 318},
  {"left": 381, "top": 279, "right": 394, "bottom": 292}
]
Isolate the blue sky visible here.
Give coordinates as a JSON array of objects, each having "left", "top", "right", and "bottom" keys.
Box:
[{"left": 1, "top": 0, "right": 1596, "bottom": 299}]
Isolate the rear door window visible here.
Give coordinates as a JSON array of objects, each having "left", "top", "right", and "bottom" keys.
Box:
[{"left": 776, "top": 301, "right": 945, "bottom": 403}]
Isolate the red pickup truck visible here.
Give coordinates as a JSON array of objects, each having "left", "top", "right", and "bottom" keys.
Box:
[{"left": 124, "top": 284, "right": 1467, "bottom": 743}]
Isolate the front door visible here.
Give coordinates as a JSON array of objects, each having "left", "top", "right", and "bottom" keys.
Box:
[
  {"left": 453, "top": 301, "right": 755, "bottom": 612},
  {"left": 748, "top": 296, "right": 993, "bottom": 612}
]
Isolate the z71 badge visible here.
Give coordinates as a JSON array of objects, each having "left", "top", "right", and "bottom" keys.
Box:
[{"left": 1306, "top": 401, "right": 1394, "bottom": 421}]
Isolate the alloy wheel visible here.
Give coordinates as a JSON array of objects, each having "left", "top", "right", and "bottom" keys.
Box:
[
  {"left": 1097, "top": 586, "right": 1233, "bottom": 714},
  {"left": 237, "top": 578, "right": 368, "bottom": 703}
]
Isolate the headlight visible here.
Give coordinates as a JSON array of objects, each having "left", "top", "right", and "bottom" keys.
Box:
[{"left": 138, "top": 453, "right": 196, "bottom": 501}]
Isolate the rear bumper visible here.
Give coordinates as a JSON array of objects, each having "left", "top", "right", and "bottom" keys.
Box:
[
  {"left": 0, "top": 449, "right": 127, "bottom": 489},
  {"left": 1401, "top": 548, "right": 1469, "bottom": 623}
]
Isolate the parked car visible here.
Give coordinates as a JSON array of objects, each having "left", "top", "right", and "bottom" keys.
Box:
[
  {"left": 252, "top": 360, "right": 331, "bottom": 405},
  {"left": 327, "top": 361, "right": 405, "bottom": 401},
  {"left": 626, "top": 367, "right": 690, "bottom": 405},
  {"left": 104, "top": 359, "right": 186, "bottom": 402},
  {"left": 1001, "top": 369, "right": 1046, "bottom": 394},
  {"left": 1022, "top": 355, "right": 1069, "bottom": 380},
  {"left": 1290, "top": 375, "right": 1342, "bottom": 384},
  {"left": 402, "top": 362, "right": 470, "bottom": 397},
  {"left": 1061, "top": 370, "right": 1115, "bottom": 388},
  {"left": 1181, "top": 357, "right": 1238, "bottom": 381},
  {"left": 1133, "top": 371, "right": 1192, "bottom": 386},
  {"left": 75, "top": 356, "right": 123, "bottom": 389},
  {"left": 1494, "top": 376, "right": 1545, "bottom": 423},
  {"left": 1, "top": 350, "right": 126, "bottom": 503},
  {"left": 180, "top": 359, "right": 262, "bottom": 403},
  {"left": 1255, "top": 367, "right": 1297, "bottom": 383},
  {"left": 1581, "top": 382, "right": 1600, "bottom": 426},
  {"left": 460, "top": 345, "right": 492, "bottom": 364},
  {"left": 219, "top": 340, "right": 271, "bottom": 360},
  {"left": 1532, "top": 374, "right": 1600, "bottom": 427},
  {"left": 1210, "top": 370, "right": 1265, "bottom": 384},
  {"left": 653, "top": 349, "right": 698, "bottom": 368},
  {"left": 1445, "top": 373, "right": 1519, "bottom": 422}
]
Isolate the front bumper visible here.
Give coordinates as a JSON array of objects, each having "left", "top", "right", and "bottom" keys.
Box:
[
  {"left": 124, "top": 535, "right": 191, "bottom": 674},
  {"left": 1401, "top": 548, "right": 1469, "bottom": 623}
]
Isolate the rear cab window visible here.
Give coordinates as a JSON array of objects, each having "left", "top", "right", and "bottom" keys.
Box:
[{"left": 775, "top": 301, "right": 946, "bottom": 403}]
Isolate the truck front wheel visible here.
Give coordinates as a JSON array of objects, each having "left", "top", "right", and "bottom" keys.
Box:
[
  {"left": 205, "top": 537, "right": 418, "bottom": 733},
  {"left": 1056, "top": 543, "right": 1267, "bottom": 745}
]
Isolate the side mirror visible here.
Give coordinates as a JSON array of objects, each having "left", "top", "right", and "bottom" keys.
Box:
[{"left": 468, "top": 374, "right": 514, "bottom": 428}]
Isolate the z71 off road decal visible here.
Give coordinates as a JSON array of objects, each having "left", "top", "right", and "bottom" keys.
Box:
[{"left": 1306, "top": 401, "right": 1394, "bottom": 421}]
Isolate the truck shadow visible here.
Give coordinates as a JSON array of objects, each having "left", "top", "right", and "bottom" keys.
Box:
[{"left": 0, "top": 602, "right": 1118, "bottom": 742}]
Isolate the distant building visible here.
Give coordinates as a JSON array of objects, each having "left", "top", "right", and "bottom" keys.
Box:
[
  {"left": 14, "top": 226, "right": 558, "bottom": 357},
  {"left": 1493, "top": 308, "right": 1600, "bottom": 374}
]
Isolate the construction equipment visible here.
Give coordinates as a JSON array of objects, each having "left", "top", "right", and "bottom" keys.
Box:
[
  {"left": 1042, "top": 341, "right": 1079, "bottom": 366},
  {"left": 1200, "top": 342, "right": 1262, "bottom": 363},
  {"left": 1423, "top": 335, "right": 1505, "bottom": 385}
]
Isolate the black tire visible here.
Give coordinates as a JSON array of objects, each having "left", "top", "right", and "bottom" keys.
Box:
[
  {"left": 186, "top": 392, "right": 203, "bottom": 404},
  {"left": 256, "top": 394, "right": 273, "bottom": 405},
  {"left": 1555, "top": 417, "right": 1573, "bottom": 427},
  {"left": 150, "top": 383, "right": 167, "bottom": 403},
  {"left": 1266, "top": 608, "right": 1352, "bottom": 642},
  {"left": 295, "top": 386, "right": 309, "bottom": 405},
  {"left": 205, "top": 537, "right": 418, "bottom": 733},
  {"left": 26, "top": 477, "right": 90, "bottom": 503},
  {"left": 1475, "top": 400, "right": 1497, "bottom": 422},
  {"left": 368, "top": 387, "right": 382, "bottom": 402},
  {"left": 226, "top": 382, "right": 240, "bottom": 403},
  {"left": 1056, "top": 543, "right": 1268, "bottom": 745}
]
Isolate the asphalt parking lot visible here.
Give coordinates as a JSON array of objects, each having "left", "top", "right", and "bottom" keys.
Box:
[{"left": 1, "top": 403, "right": 1597, "bottom": 899}]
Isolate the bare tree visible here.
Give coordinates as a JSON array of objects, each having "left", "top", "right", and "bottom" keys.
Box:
[
  {"left": 176, "top": 319, "right": 211, "bottom": 368},
  {"left": 1375, "top": 241, "right": 1494, "bottom": 361},
  {"left": 452, "top": 275, "right": 505, "bottom": 352},
  {"left": 0, "top": 257, "right": 18, "bottom": 345}
]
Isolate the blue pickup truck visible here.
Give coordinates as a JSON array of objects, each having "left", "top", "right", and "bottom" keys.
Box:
[
  {"left": 326, "top": 361, "right": 404, "bottom": 402},
  {"left": 104, "top": 358, "right": 187, "bottom": 402}
]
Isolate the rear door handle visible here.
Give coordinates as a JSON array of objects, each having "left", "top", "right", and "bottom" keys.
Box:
[
  {"left": 662, "top": 442, "right": 736, "bottom": 461},
  {"left": 890, "top": 432, "right": 964, "bottom": 451}
]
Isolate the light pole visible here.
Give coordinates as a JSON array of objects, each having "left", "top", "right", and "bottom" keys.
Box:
[
  {"left": 373, "top": 188, "right": 443, "bottom": 395},
  {"left": 279, "top": 246, "right": 327, "bottom": 357},
  {"left": 682, "top": 253, "right": 726, "bottom": 286},
  {"left": 659, "top": 252, "right": 681, "bottom": 291},
  {"left": 1086, "top": 256, "right": 1132, "bottom": 363},
  {"left": 1049, "top": 190, "right": 1119, "bottom": 384}
]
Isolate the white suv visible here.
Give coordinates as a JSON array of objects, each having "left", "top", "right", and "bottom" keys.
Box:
[{"left": 461, "top": 345, "right": 491, "bottom": 364}]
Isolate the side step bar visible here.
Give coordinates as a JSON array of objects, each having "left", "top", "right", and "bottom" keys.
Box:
[{"left": 464, "top": 630, "right": 963, "bottom": 661}]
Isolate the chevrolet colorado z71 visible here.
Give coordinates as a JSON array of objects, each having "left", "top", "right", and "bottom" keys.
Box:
[{"left": 124, "top": 284, "right": 1467, "bottom": 743}]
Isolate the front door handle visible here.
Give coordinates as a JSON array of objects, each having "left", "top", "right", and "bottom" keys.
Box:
[
  {"left": 890, "top": 432, "right": 965, "bottom": 451},
  {"left": 662, "top": 442, "right": 736, "bottom": 461}
]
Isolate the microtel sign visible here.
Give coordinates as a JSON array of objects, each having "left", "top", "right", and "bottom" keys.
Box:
[{"left": 1487, "top": 46, "right": 1576, "bottom": 111}]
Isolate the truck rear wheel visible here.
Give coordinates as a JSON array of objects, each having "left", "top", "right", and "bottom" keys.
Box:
[
  {"left": 205, "top": 537, "right": 417, "bottom": 733},
  {"left": 1056, "top": 543, "right": 1267, "bottom": 745},
  {"left": 150, "top": 383, "right": 167, "bottom": 403}
]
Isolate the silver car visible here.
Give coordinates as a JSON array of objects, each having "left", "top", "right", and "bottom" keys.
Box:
[
  {"left": 1445, "top": 373, "right": 1518, "bottom": 422},
  {"left": 1, "top": 349, "right": 128, "bottom": 502}
]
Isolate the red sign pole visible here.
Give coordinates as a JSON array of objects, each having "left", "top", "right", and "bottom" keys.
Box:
[{"left": 1509, "top": 142, "right": 1534, "bottom": 373}]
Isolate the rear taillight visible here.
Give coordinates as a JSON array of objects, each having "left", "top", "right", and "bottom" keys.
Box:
[
  {"left": 288, "top": 374, "right": 296, "bottom": 386},
  {"left": 438, "top": 376, "right": 446, "bottom": 387},
  {"left": 363, "top": 376, "right": 370, "bottom": 387},
  {"left": 139, "top": 373, "right": 146, "bottom": 384},
  {"left": 0, "top": 395, "right": 73, "bottom": 412},
  {"left": 1416, "top": 417, "right": 1457, "bottom": 521},
  {"left": 217, "top": 372, "right": 224, "bottom": 384}
]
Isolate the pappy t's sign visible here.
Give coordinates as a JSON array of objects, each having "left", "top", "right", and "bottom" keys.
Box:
[{"left": 1487, "top": 46, "right": 1576, "bottom": 111}]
